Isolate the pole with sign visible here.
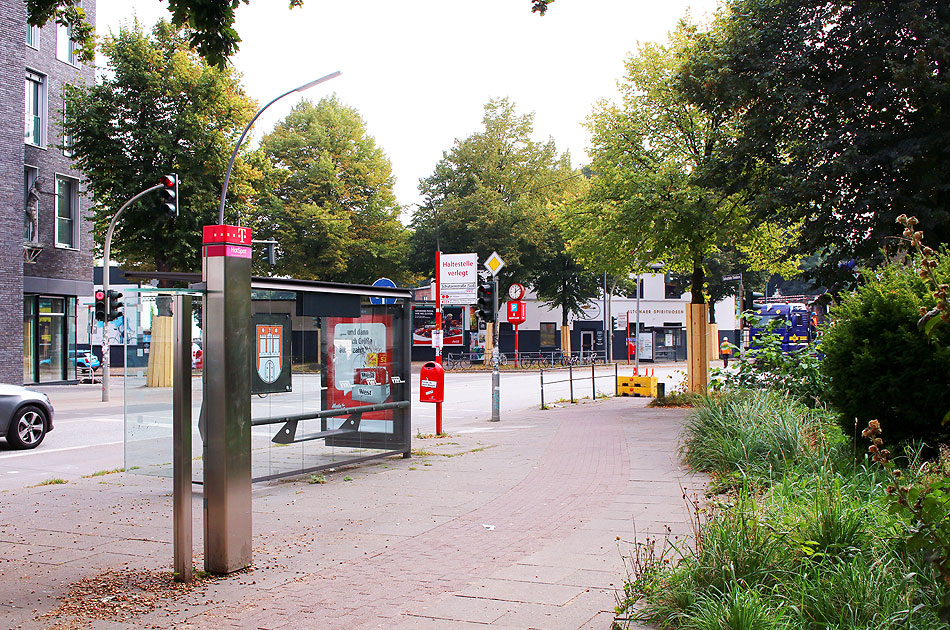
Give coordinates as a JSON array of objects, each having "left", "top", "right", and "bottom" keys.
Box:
[
  {"left": 484, "top": 252, "right": 505, "bottom": 422},
  {"left": 434, "top": 251, "right": 443, "bottom": 435}
]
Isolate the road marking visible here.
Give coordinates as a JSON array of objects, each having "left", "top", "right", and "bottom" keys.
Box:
[{"left": 0, "top": 440, "right": 125, "bottom": 459}]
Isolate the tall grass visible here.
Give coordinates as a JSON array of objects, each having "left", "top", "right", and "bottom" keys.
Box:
[{"left": 618, "top": 389, "right": 947, "bottom": 630}]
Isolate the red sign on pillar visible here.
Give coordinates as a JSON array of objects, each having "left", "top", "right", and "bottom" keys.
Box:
[{"left": 506, "top": 300, "right": 526, "bottom": 325}]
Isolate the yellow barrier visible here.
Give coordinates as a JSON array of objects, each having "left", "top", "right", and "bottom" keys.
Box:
[{"left": 617, "top": 375, "right": 658, "bottom": 397}]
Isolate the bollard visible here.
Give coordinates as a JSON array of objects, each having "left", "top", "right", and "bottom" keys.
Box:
[
  {"left": 540, "top": 368, "right": 545, "bottom": 409},
  {"left": 591, "top": 362, "right": 596, "bottom": 400},
  {"left": 569, "top": 365, "right": 574, "bottom": 403}
]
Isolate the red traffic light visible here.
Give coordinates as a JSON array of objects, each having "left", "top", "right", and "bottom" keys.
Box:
[
  {"left": 95, "top": 290, "right": 105, "bottom": 300},
  {"left": 160, "top": 174, "right": 176, "bottom": 188}
]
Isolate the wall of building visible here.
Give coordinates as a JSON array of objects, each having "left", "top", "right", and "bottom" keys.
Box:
[{"left": 0, "top": 1, "right": 28, "bottom": 385}]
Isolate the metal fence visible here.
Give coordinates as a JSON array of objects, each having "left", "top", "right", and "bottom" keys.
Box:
[
  {"left": 539, "top": 363, "right": 620, "bottom": 409},
  {"left": 444, "top": 350, "right": 608, "bottom": 370}
]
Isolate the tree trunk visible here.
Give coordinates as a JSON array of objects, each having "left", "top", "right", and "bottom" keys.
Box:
[
  {"left": 690, "top": 263, "right": 705, "bottom": 304},
  {"left": 707, "top": 293, "right": 717, "bottom": 324}
]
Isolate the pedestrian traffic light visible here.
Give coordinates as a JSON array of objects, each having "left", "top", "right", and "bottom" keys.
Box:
[
  {"left": 476, "top": 282, "right": 495, "bottom": 322},
  {"left": 94, "top": 290, "right": 106, "bottom": 322},
  {"left": 160, "top": 174, "right": 178, "bottom": 217},
  {"left": 107, "top": 290, "right": 123, "bottom": 321}
]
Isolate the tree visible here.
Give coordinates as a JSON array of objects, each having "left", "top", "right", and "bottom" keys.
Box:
[
  {"left": 573, "top": 21, "right": 798, "bottom": 312},
  {"left": 682, "top": 0, "right": 950, "bottom": 285},
  {"left": 30, "top": 0, "right": 551, "bottom": 67},
  {"left": 63, "top": 21, "right": 257, "bottom": 274},
  {"left": 409, "top": 98, "right": 581, "bottom": 294},
  {"left": 250, "top": 96, "right": 410, "bottom": 284}
]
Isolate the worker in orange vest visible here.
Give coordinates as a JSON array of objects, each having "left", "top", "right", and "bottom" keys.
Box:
[{"left": 720, "top": 336, "right": 734, "bottom": 368}]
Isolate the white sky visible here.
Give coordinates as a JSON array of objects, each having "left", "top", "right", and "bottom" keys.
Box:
[{"left": 95, "top": 0, "right": 721, "bottom": 215}]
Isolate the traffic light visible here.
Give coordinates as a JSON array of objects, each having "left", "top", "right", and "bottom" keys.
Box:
[
  {"left": 476, "top": 282, "right": 495, "bottom": 322},
  {"left": 107, "top": 290, "right": 123, "bottom": 321},
  {"left": 94, "top": 290, "right": 106, "bottom": 322},
  {"left": 611, "top": 316, "right": 618, "bottom": 331},
  {"left": 743, "top": 290, "right": 764, "bottom": 315},
  {"left": 160, "top": 174, "right": 178, "bottom": 217}
]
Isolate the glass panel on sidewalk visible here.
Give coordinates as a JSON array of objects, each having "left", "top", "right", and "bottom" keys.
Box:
[{"left": 123, "top": 280, "right": 411, "bottom": 483}]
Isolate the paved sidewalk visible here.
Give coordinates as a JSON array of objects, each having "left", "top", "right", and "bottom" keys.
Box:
[{"left": 0, "top": 397, "right": 703, "bottom": 630}]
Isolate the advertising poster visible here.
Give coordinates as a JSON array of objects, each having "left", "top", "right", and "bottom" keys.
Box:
[
  {"left": 412, "top": 305, "right": 464, "bottom": 346},
  {"left": 326, "top": 316, "right": 393, "bottom": 420}
]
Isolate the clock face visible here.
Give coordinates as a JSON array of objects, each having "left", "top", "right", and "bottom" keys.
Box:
[{"left": 508, "top": 283, "right": 524, "bottom": 300}]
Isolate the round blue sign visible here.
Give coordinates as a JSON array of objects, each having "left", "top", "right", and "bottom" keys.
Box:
[{"left": 370, "top": 277, "right": 397, "bottom": 305}]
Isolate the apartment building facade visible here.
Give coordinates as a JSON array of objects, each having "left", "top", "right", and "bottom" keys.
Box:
[{"left": 1, "top": 0, "right": 96, "bottom": 384}]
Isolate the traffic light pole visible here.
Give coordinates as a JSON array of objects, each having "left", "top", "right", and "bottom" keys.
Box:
[
  {"left": 100, "top": 183, "right": 163, "bottom": 402},
  {"left": 491, "top": 277, "right": 500, "bottom": 422}
]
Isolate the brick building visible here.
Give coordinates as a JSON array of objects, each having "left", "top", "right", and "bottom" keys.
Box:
[{"left": 1, "top": 0, "right": 96, "bottom": 384}]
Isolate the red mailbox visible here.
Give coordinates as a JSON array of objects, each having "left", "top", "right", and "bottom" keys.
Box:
[{"left": 419, "top": 361, "right": 445, "bottom": 403}]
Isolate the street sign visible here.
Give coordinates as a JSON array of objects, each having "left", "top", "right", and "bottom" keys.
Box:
[
  {"left": 370, "top": 277, "right": 397, "bottom": 305},
  {"left": 722, "top": 273, "right": 742, "bottom": 282},
  {"left": 440, "top": 253, "right": 478, "bottom": 305},
  {"left": 484, "top": 251, "right": 505, "bottom": 276}
]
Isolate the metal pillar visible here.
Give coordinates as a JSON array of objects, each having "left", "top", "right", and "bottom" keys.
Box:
[
  {"left": 172, "top": 294, "right": 193, "bottom": 582},
  {"left": 490, "top": 277, "right": 500, "bottom": 422},
  {"left": 201, "top": 225, "right": 252, "bottom": 574}
]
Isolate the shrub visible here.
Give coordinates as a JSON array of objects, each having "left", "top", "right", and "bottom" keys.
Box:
[{"left": 820, "top": 257, "right": 950, "bottom": 448}]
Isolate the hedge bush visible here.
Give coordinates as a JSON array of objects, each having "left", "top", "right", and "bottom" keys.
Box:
[{"left": 819, "top": 255, "right": 950, "bottom": 448}]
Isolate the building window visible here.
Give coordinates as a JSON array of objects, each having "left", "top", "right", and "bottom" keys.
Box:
[
  {"left": 24, "top": 167, "right": 39, "bottom": 242},
  {"left": 56, "top": 6, "right": 81, "bottom": 66},
  {"left": 55, "top": 176, "right": 78, "bottom": 248},
  {"left": 25, "top": 70, "right": 46, "bottom": 146},
  {"left": 26, "top": 23, "right": 39, "bottom": 48}
]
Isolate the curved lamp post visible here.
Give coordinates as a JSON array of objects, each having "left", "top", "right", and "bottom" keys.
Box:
[{"left": 217, "top": 71, "right": 341, "bottom": 225}]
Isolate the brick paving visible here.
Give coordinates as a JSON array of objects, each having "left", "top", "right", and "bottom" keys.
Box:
[{"left": 0, "top": 397, "right": 704, "bottom": 630}]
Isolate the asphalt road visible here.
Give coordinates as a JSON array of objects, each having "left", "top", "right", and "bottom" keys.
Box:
[{"left": 0, "top": 362, "right": 687, "bottom": 491}]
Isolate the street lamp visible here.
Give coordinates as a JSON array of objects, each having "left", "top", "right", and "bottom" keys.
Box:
[{"left": 217, "top": 71, "right": 342, "bottom": 224}]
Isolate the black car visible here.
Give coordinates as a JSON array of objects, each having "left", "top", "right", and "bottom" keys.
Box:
[{"left": 0, "top": 384, "right": 54, "bottom": 449}]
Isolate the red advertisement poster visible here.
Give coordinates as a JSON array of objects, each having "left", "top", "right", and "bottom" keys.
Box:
[
  {"left": 325, "top": 316, "right": 393, "bottom": 419},
  {"left": 412, "top": 305, "right": 464, "bottom": 346}
]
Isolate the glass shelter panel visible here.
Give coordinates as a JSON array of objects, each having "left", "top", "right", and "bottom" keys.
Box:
[
  {"left": 248, "top": 290, "right": 411, "bottom": 482},
  {"left": 123, "top": 283, "right": 411, "bottom": 483},
  {"left": 124, "top": 291, "right": 203, "bottom": 477}
]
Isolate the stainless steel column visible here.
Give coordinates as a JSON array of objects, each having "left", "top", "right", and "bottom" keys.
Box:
[
  {"left": 172, "top": 294, "right": 193, "bottom": 582},
  {"left": 202, "top": 225, "right": 252, "bottom": 574}
]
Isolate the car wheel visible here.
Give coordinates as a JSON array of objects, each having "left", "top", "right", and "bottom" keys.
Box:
[{"left": 7, "top": 405, "right": 47, "bottom": 449}]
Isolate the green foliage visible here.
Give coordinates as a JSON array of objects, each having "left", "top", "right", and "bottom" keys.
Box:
[
  {"left": 711, "top": 321, "right": 825, "bottom": 406},
  {"left": 409, "top": 98, "right": 589, "bottom": 314},
  {"left": 820, "top": 258, "right": 950, "bottom": 448},
  {"left": 26, "top": 0, "right": 94, "bottom": 61},
  {"left": 573, "top": 20, "right": 798, "bottom": 305},
  {"left": 617, "top": 390, "right": 947, "bottom": 630},
  {"left": 684, "top": 0, "right": 950, "bottom": 285},
  {"left": 63, "top": 21, "right": 257, "bottom": 274},
  {"left": 252, "top": 96, "right": 410, "bottom": 284}
]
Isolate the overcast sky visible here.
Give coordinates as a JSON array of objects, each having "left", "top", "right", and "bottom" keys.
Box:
[{"left": 96, "top": 0, "right": 722, "bottom": 215}]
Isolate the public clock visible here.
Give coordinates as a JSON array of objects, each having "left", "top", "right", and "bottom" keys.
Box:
[{"left": 507, "top": 283, "right": 525, "bottom": 301}]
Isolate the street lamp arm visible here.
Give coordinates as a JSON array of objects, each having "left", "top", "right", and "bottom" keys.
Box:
[{"left": 217, "top": 70, "right": 341, "bottom": 224}]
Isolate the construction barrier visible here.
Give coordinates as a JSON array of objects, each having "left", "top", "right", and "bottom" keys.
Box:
[{"left": 617, "top": 367, "right": 659, "bottom": 397}]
